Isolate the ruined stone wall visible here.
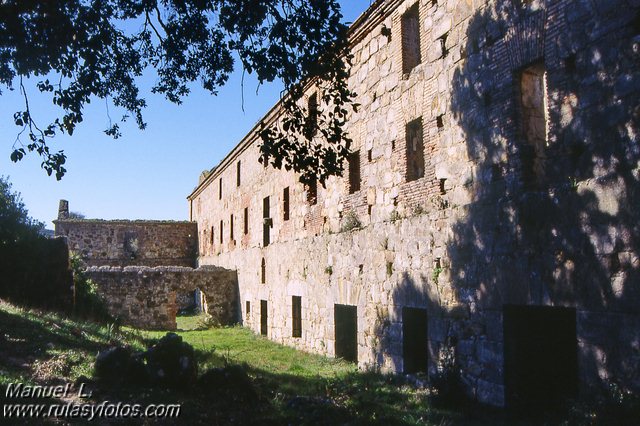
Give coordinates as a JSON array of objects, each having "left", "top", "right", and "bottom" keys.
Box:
[
  {"left": 55, "top": 219, "right": 198, "bottom": 267},
  {"left": 189, "top": 0, "right": 640, "bottom": 406},
  {"left": 85, "top": 266, "right": 238, "bottom": 330}
]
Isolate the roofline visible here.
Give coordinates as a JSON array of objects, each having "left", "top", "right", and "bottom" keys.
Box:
[
  {"left": 54, "top": 219, "right": 195, "bottom": 225},
  {"left": 187, "top": 0, "right": 403, "bottom": 201}
]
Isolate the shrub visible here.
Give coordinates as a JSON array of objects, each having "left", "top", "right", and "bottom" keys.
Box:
[
  {"left": 0, "top": 176, "right": 73, "bottom": 309},
  {"left": 432, "top": 266, "right": 443, "bottom": 285},
  {"left": 145, "top": 333, "right": 198, "bottom": 388},
  {"left": 198, "top": 364, "right": 257, "bottom": 401},
  {"left": 430, "top": 342, "right": 467, "bottom": 408},
  {"left": 94, "top": 333, "right": 199, "bottom": 389},
  {"left": 411, "top": 204, "right": 425, "bottom": 216},
  {"left": 195, "top": 313, "right": 220, "bottom": 330},
  {"left": 71, "top": 254, "right": 112, "bottom": 322},
  {"left": 340, "top": 210, "right": 361, "bottom": 232},
  {"left": 564, "top": 381, "right": 640, "bottom": 424}
]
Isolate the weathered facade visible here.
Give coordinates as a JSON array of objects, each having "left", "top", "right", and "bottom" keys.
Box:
[
  {"left": 187, "top": 0, "right": 640, "bottom": 408},
  {"left": 54, "top": 201, "right": 198, "bottom": 268},
  {"left": 85, "top": 266, "right": 238, "bottom": 330},
  {"left": 54, "top": 201, "right": 239, "bottom": 330}
]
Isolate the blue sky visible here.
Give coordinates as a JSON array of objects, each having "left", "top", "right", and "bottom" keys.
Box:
[{"left": 0, "top": 1, "right": 373, "bottom": 228}]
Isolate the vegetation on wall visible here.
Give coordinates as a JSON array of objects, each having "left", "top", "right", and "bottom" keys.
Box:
[
  {"left": 70, "top": 253, "right": 112, "bottom": 322},
  {"left": 340, "top": 210, "right": 362, "bottom": 232}
]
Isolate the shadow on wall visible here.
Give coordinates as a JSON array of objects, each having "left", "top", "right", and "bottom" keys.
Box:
[
  {"left": 447, "top": 0, "right": 639, "bottom": 403},
  {"left": 370, "top": 273, "right": 478, "bottom": 396},
  {"left": 372, "top": 0, "right": 639, "bottom": 409}
]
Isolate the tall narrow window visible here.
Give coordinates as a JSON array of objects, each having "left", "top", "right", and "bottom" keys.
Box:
[
  {"left": 219, "top": 178, "right": 223, "bottom": 200},
  {"left": 307, "top": 179, "right": 317, "bottom": 205},
  {"left": 283, "top": 187, "right": 290, "bottom": 221},
  {"left": 292, "top": 296, "right": 302, "bottom": 338},
  {"left": 244, "top": 207, "right": 249, "bottom": 235},
  {"left": 219, "top": 220, "right": 223, "bottom": 244},
  {"left": 263, "top": 196, "right": 270, "bottom": 247},
  {"left": 260, "top": 300, "right": 268, "bottom": 336},
  {"left": 406, "top": 118, "right": 425, "bottom": 181},
  {"left": 236, "top": 161, "right": 241, "bottom": 187},
  {"left": 348, "top": 151, "right": 361, "bottom": 194},
  {"left": 209, "top": 226, "right": 214, "bottom": 245},
  {"left": 401, "top": 4, "right": 421, "bottom": 75},
  {"left": 519, "top": 62, "right": 548, "bottom": 188},
  {"left": 306, "top": 92, "right": 318, "bottom": 139},
  {"left": 438, "top": 33, "right": 449, "bottom": 58},
  {"left": 246, "top": 301, "right": 251, "bottom": 321},
  {"left": 261, "top": 258, "right": 266, "bottom": 284},
  {"left": 230, "top": 214, "right": 234, "bottom": 241}
]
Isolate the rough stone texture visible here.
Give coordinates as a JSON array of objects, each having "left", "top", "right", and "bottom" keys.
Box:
[
  {"left": 176, "top": 290, "right": 197, "bottom": 312},
  {"left": 54, "top": 202, "right": 239, "bottom": 330},
  {"left": 54, "top": 215, "right": 197, "bottom": 267},
  {"left": 187, "top": 0, "right": 640, "bottom": 407},
  {"left": 86, "top": 266, "right": 238, "bottom": 330}
]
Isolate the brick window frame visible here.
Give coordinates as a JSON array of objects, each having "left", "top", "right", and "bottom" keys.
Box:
[
  {"left": 401, "top": 4, "right": 421, "bottom": 75},
  {"left": 306, "top": 179, "right": 317, "bottom": 205},
  {"left": 405, "top": 117, "right": 425, "bottom": 182}
]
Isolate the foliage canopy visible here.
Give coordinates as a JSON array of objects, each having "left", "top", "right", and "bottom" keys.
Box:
[
  {"left": 0, "top": 0, "right": 356, "bottom": 183},
  {"left": 0, "top": 175, "right": 43, "bottom": 246}
]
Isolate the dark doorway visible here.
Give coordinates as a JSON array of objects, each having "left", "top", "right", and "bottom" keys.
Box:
[
  {"left": 503, "top": 305, "right": 578, "bottom": 414},
  {"left": 334, "top": 304, "right": 357, "bottom": 363},
  {"left": 260, "top": 300, "right": 268, "bottom": 336},
  {"left": 402, "top": 307, "right": 428, "bottom": 374}
]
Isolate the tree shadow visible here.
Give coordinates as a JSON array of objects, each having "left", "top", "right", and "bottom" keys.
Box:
[
  {"left": 443, "top": 0, "right": 639, "bottom": 409},
  {"left": 370, "top": 0, "right": 639, "bottom": 415}
]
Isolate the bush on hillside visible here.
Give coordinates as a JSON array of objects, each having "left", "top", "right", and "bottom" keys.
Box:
[
  {"left": 0, "top": 176, "right": 73, "bottom": 309},
  {"left": 94, "top": 332, "right": 199, "bottom": 389},
  {"left": 71, "top": 254, "right": 112, "bottom": 322}
]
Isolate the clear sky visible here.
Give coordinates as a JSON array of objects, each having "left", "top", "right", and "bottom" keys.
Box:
[{"left": 0, "top": 1, "right": 373, "bottom": 229}]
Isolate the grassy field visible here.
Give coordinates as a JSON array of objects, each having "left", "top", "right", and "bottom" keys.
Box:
[
  {"left": 0, "top": 301, "right": 511, "bottom": 425},
  {"left": 145, "top": 314, "right": 357, "bottom": 396}
]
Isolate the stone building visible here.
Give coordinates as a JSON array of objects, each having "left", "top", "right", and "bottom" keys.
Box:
[
  {"left": 54, "top": 200, "right": 238, "bottom": 330},
  {"left": 186, "top": 0, "right": 640, "bottom": 408}
]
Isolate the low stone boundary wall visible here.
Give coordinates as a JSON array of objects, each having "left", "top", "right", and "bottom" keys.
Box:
[{"left": 86, "top": 266, "right": 238, "bottom": 330}]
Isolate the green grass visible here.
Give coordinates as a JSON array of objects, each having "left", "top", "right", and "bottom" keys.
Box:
[
  {"left": 0, "top": 300, "right": 492, "bottom": 425},
  {"left": 160, "top": 316, "right": 356, "bottom": 379},
  {"left": 0, "top": 300, "right": 136, "bottom": 385}
]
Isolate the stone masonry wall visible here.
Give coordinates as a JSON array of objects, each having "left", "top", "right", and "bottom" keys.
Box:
[
  {"left": 55, "top": 217, "right": 198, "bottom": 267},
  {"left": 86, "top": 266, "right": 238, "bottom": 330},
  {"left": 189, "top": 0, "right": 640, "bottom": 406}
]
